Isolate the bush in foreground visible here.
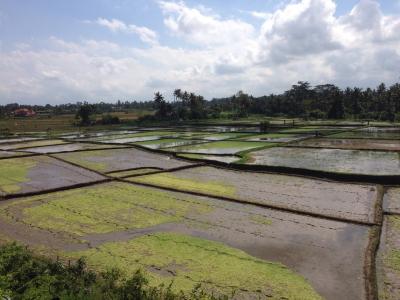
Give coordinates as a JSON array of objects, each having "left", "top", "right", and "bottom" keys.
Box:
[{"left": 0, "top": 243, "right": 226, "bottom": 300}]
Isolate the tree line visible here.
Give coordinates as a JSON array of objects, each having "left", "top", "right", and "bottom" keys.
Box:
[
  {"left": 2, "top": 81, "right": 400, "bottom": 122},
  {"left": 148, "top": 82, "right": 400, "bottom": 122}
]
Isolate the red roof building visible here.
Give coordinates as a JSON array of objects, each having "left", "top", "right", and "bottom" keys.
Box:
[{"left": 13, "top": 108, "right": 36, "bottom": 117}]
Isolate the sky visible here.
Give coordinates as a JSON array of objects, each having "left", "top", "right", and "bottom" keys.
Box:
[{"left": 0, "top": 0, "right": 399, "bottom": 104}]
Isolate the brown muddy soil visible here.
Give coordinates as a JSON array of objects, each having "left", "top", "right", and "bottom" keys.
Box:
[
  {"left": 20, "top": 143, "right": 126, "bottom": 154},
  {"left": 0, "top": 183, "right": 371, "bottom": 300},
  {"left": 2, "top": 156, "right": 105, "bottom": 196},
  {"left": 132, "top": 166, "right": 378, "bottom": 224},
  {"left": 292, "top": 138, "right": 400, "bottom": 151},
  {"left": 54, "top": 148, "right": 193, "bottom": 172},
  {"left": 376, "top": 216, "right": 400, "bottom": 300},
  {"left": 383, "top": 188, "right": 400, "bottom": 214}
]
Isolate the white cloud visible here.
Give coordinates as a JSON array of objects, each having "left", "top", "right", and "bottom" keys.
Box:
[
  {"left": 0, "top": 0, "right": 399, "bottom": 105},
  {"left": 158, "top": 1, "right": 255, "bottom": 47},
  {"left": 94, "top": 18, "right": 158, "bottom": 45}
]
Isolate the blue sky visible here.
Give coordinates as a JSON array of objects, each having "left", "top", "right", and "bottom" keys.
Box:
[{"left": 0, "top": 0, "right": 399, "bottom": 104}]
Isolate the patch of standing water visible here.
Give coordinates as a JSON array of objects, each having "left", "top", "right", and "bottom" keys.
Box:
[{"left": 248, "top": 147, "right": 400, "bottom": 175}]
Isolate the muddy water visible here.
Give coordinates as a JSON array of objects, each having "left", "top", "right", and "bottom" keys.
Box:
[
  {"left": 171, "top": 143, "right": 267, "bottom": 155},
  {"left": 247, "top": 134, "right": 310, "bottom": 142},
  {"left": 0, "top": 182, "right": 370, "bottom": 300},
  {"left": 20, "top": 143, "right": 124, "bottom": 154},
  {"left": 16, "top": 156, "right": 105, "bottom": 194},
  {"left": 100, "top": 136, "right": 163, "bottom": 143},
  {"left": 294, "top": 138, "right": 400, "bottom": 151},
  {"left": 80, "top": 191, "right": 370, "bottom": 300},
  {"left": 138, "top": 139, "right": 205, "bottom": 149},
  {"left": 55, "top": 148, "right": 193, "bottom": 172},
  {"left": 139, "top": 166, "right": 378, "bottom": 223},
  {"left": 248, "top": 147, "right": 400, "bottom": 175},
  {"left": 383, "top": 188, "right": 400, "bottom": 214},
  {"left": 0, "top": 137, "right": 42, "bottom": 144}
]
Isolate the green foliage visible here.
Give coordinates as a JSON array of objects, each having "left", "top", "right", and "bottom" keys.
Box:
[
  {"left": 76, "top": 102, "right": 95, "bottom": 126},
  {"left": 101, "top": 114, "right": 120, "bottom": 125},
  {"left": 0, "top": 243, "right": 226, "bottom": 300}
]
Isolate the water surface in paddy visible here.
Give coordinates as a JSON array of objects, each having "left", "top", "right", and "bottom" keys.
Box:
[{"left": 248, "top": 147, "right": 400, "bottom": 175}]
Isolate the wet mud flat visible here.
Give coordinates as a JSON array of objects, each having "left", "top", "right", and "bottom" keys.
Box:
[
  {"left": 0, "top": 139, "right": 68, "bottom": 150},
  {"left": 129, "top": 166, "right": 378, "bottom": 224},
  {"left": 383, "top": 188, "right": 400, "bottom": 214},
  {"left": 19, "top": 142, "right": 127, "bottom": 154},
  {"left": 54, "top": 148, "right": 193, "bottom": 172},
  {"left": 134, "top": 138, "right": 206, "bottom": 149},
  {"left": 0, "top": 155, "right": 105, "bottom": 196},
  {"left": 0, "top": 181, "right": 371, "bottom": 300},
  {"left": 0, "top": 137, "right": 43, "bottom": 144},
  {"left": 195, "top": 132, "right": 253, "bottom": 141},
  {"left": 61, "top": 130, "right": 139, "bottom": 140},
  {"left": 291, "top": 138, "right": 400, "bottom": 151},
  {"left": 247, "top": 147, "right": 400, "bottom": 176},
  {"left": 377, "top": 214, "right": 400, "bottom": 300},
  {"left": 168, "top": 141, "right": 272, "bottom": 155},
  {"left": 239, "top": 133, "right": 310, "bottom": 142},
  {"left": 329, "top": 127, "right": 400, "bottom": 139},
  {"left": 83, "top": 131, "right": 181, "bottom": 143}
]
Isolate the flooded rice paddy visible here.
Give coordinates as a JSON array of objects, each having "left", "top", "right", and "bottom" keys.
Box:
[
  {"left": 0, "top": 181, "right": 370, "bottom": 299},
  {"left": 0, "top": 124, "right": 398, "bottom": 300},
  {"left": 292, "top": 138, "right": 400, "bottom": 151},
  {"left": 54, "top": 148, "right": 193, "bottom": 172},
  {"left": 247, "top": 147, "right": 400, "bottom": 175},
  {"left": 129, "top": 166, "right": 378, "bottom": 223}
]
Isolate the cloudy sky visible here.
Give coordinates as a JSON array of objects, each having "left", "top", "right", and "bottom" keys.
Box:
[{"left": 0, "top": 0, "right": 399, "bottom": 104}]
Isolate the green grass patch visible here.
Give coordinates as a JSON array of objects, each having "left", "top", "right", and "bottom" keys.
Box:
[
  {"left": 129, "top": 173, "right": 236, "bottom": 198},
  {"left": 0, "top": 157, "right": 37, "bottom": 193},
  {"left": 66, "top": 232, "right": 321, "bottom": 299},
  {"left": 18, "top": 182, "right": 212, "bottom": 236}
]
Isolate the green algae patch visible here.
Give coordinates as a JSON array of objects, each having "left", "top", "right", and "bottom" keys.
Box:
[
  {"left": 386, "top": 249, "right": 400, "bottom": 273},
  {"left": 54, "top": 150, "right": 109, "bottom": 171},
  {"left": 129, "top": 173, "right": 236, "bottom": 198},
  {"left": 21, "top": 182, "right": 212, "bottom": 236},
  {"left": 250, "top": 215, "right": 272, "bottom": 226},
  {"left": 108, "top": 168, "right": 160, "bottom": 178},
  {"left": 0, "top": 158, "right": 37, "bottom": 194},
  {"left": 66, "top": 232, "right": 322, "bottom": 299}
]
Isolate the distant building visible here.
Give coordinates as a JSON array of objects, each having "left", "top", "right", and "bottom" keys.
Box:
[{"left": 13, "top": 108, "right": 36, "bottom": 117}]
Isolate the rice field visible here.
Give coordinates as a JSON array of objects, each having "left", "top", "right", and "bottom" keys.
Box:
[{"left": 0, "top": 124, "right": 398, "bottom": 300}]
